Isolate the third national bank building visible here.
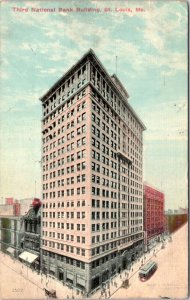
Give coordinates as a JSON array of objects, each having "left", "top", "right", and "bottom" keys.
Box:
[{"left": 40, "top": 49, "right": 146, "bottom": 293}]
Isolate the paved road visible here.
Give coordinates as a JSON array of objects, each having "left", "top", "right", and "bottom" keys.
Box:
[
  {"left": 0, "top": 252, "right": 83, "bottom": 299},
  {"left": 0, "top": 257, "right": 45, "bottom": 299},
  {"left": 111, "top": 223, "right": 188, "bottom": 299},
  {"left": 0, "top": 223, "right": 188, "bottom": 299}
]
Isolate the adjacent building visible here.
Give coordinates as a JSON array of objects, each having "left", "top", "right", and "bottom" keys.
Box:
[
  {"left": 0, "top": 197, "right": 34, "bottom": 217},
  {"left": 143, "top": 183, "right": 165, "bottom": 250},
  {"left": 40, "top": 49, "right": 146, "bottom": 293},
  {"left": 19, "top": 198, "right": 41, "bottom": 270},
  {"left": 5, "top": 197, "right": 14, "bottom": 205},
  {"left": 0, "top": 216, "right": 24, "bottom": 257},
  {"left": 165, "top": 208, "right": 188, "bottom": 234},
  {"left": 0, "top": 197, "right": 41, "bottom": 261}
]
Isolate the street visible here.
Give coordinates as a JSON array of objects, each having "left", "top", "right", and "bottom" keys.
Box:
[
  {"left": 0, "top": 252, "right": 83, "bottom": 299},
  {"left": 0, "top": 223, "right": 188, "bottom": 299},
  {"left": 111, "top": 223, "right": 188, "bottom": 299},
  {"left": 0, "top": 257, "right": 45, "bottom": 299}
]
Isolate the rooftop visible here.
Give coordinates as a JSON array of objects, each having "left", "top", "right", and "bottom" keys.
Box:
[{"left": 40, "top": 49, "right": 146, "bottom": 130}]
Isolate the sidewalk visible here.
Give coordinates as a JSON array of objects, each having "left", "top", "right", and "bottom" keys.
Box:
[
  {"left": 0, "top": 252, "right": 84, "bottom": 299},
  {"left": 0, "top": 239, "right": 167, "bottom": 299},
  {"left": 111, "top": 224, "right": 188, "bottom": 299},
  {"left": 90, "top": 241, "right": 165, "bottom": 299}
]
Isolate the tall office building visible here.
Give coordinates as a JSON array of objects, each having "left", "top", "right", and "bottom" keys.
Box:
[{"left": 40, "top": 49, "right": 146, "bottom": 293}]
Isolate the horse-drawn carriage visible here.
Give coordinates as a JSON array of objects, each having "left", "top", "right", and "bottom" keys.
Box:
[
  {"left": 121, "top": 279, "right": 129, "bottom": 288},
  {"left": 44, "top": 288, "right": 56, "bottom": 298}
]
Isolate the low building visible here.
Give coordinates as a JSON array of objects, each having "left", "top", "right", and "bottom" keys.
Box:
[
  {"left": 165, "top": 208, "right": 188, "bottom": 234},
  {"left": 19, "top": 198, "right": 41, "bottom": 270},
  {"left": 5, "top": 197, "right": 14, "bottom": 205},
  {"left": 0, "top": 204, "right": 14, "bottom": 216},
  {"left": 0, "top": 197, "right": 33, "bottom": 257},
  {"left": 0, "top": 216, "right": 24, "bottom": 257},
  {"left": 143, "top": 183, "right": 165, "bottom": 250},
  {"left": 0, "top": 197, "right": 41, "bottom": 265},
  {"left": 0, "top": 197, "right": 33, "bottom": 217}
]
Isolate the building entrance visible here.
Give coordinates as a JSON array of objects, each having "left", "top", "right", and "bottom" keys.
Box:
[
  {"left": 91, "top": 276, "right": 100, "bottom": 290},
  {"left": 58, "top": 271, "right": 64, "bottom": 281}
]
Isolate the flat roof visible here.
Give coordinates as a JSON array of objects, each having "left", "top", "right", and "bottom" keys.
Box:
[{"left": 40, "top": 49, "right": 146, "bottom": 130}]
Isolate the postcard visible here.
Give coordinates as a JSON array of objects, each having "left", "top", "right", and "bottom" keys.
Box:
[{"left": 0, "top": 0, "right": 188, "bottom": 299}]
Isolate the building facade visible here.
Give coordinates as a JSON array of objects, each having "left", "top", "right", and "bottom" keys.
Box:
[
  {"left": 0, "top": 197, "right": 40, "bottom": 260},
  {"left": 40, "top": 49, "right": 145, "bottom": 293},
  {"left": 5, "top": 197, "right": 14, "bottom": 205},
  {"left": 0, "top": 197, "right": 34, "bottom": 217},
  {"left": 19, "top": 198, "right": 41, "bottom": 270},
  {"left": 0, "top": 216, "right": 24, "bottom": 257},
  {"left": 143, "top": 183, "right": 165, "bottom": 250},
  {"left": 165, "top": 208, "right": 188, "bottom": 234}
]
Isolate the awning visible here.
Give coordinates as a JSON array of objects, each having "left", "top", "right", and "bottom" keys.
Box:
[
  {"left": 19, "top": 251, "right": 38, "bottom": 263},
  {"left": 7, "top": 247, "right": 15, "bottom": 254}
]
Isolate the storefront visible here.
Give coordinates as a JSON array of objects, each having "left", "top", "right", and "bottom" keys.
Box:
[
  {"left": 19, "top": 250, "right": 39, "bottom": 267},
  {"left": 66, "top": 272, "right": 74, "bottom": 284},
  {"left": 6, "top": 246, "right": 15, "bottom": 257},
  {"left": 76, "top": 275, "right": 85, "bottom": 290}
]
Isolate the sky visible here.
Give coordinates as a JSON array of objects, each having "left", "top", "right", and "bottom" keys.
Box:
[{"left": 0, "top": 0, "right": 188, "bottom": 210}]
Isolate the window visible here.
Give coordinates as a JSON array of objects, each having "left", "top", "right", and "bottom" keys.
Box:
[
  {"left": 92, "top": 113, "right": 95, "bottom": 122},
  {"left": 82, "top": 137, "right": 86, "bottom": 145}
]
